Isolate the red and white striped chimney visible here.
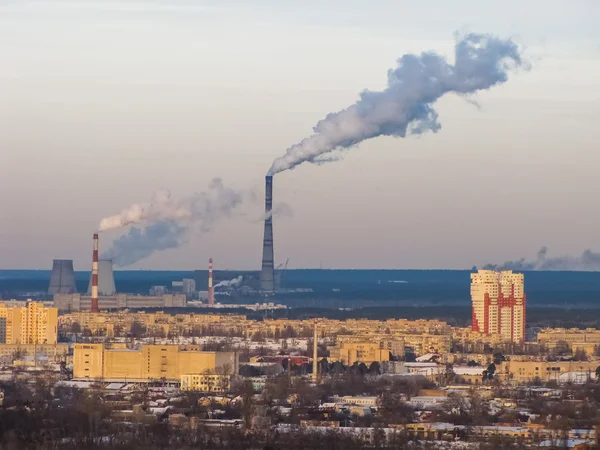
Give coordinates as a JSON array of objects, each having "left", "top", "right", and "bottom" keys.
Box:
[
  {"left": 208, "top": 257, "right": 215, "bottom": 305},
  {"left": 91, "top": 233, "right": 99, "bottom": 313}
]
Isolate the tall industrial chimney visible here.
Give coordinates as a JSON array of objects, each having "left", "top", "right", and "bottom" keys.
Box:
[
  {"left": 312, "top": 320, "right": 318, "bottom": 382},
  {"left": 91, "top": 233, "right": 99, "bottom": 313},
  {"left": 260, "top": 175, "right": 275, "bottom": 292},
  {"left": 208, "top": 257, "right": 215, "bottom": 305}
]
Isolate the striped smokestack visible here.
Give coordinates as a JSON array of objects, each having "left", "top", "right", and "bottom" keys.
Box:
[
  {"left": 91, "top": 233, "right": 99, "bottom": 313},
  {"left": 312, "top": 320, "right": 318, "bottom": 382},
  {"left": 208, "top": 257, "right": 215, "bottom": 305},
  {"left": 260, "top": 175, "right": 275, "bottom": 292}
]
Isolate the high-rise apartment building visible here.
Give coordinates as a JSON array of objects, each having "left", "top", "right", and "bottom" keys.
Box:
[
  {"left": 0, "top": 302, "right": 58, "bottom": 345},
  {"left": 471, "top": 270, "right": 526, "bottom": 342}
]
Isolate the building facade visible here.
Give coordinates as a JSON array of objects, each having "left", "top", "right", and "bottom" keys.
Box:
[
  {"left": 54, "top": 293, "right": 186, "bottom": 311},
  {"left": 329, "top": 338, "right": 405, "bottom": 365},
  {"left": 180, "top": 374, "right": 231, "bottom": 392},
  {"left": 0, "top": 302, "right": 58, "bottom": 345},
  {"left": 73, "top": 343, "right": 238, "bottom": 381},
  {"left": 471, "top": 270, "right": 525, "bottom": 342}
]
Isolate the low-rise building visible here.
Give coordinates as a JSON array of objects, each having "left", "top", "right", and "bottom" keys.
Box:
[
  {"left": 329, "top": 339, "right": 402, "bottom": 365},
  {"left": 180, "top": 374, "right": 231, "bottom": 392},
  {"left": 73, "top": 343, "right": 238, "bottom": 381},
  {"left": 502, "top": 360, "right": 599, "bottom": 383}
]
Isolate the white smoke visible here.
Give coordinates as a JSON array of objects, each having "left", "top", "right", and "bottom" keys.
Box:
[
  {"left": 99, "top": 179, "right": 239, "bottom": 232},
  {"left": 483, "top": 247, "right": 600, "bottom": 272},
  {"left": 101, "top": 178, "right": 246, "bottom": 266},
  {"left": 260, "top": 202, "right": 294, "bottom": 222},
  {"left": 214, "top": 276, "right": 243, "bottom": 288},
  {"left": 269, "top": 32, "right": 525, "bottom": 175}
]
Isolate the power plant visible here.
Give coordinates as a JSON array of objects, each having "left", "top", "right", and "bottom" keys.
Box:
[
  {"left": 260, "top": 175, "right": 275, "bottom": 292},
  {"left": 87, "top": 259, "right": 116, "bottom": 296},
  {"left": 47, "top": 259, "right": 77, "bottom": 295}
]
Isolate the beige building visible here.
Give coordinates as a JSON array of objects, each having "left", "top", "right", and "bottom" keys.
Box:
[
  {"left": 537, "top": 328, "right": 600, "bottom": 353},
  {"left": 73, "top": 343, "right": 238, "bottom": 381},
  {"left": 0, "top": 343, "right": 69, "bottom": 362},
  {"left": 329, "top": 338, "right": 404, "bottom": 365},
  {"left": 0, "top": 302, "right": 58, "bottom": 345},
  {"left": 180, "top": 374, "right": 231, "bottom": 393},
  {"left": 501, "top": 360, "right": 598, "bottom": 383},
  {"left": 471, "top": 270, "right": 525, "bottom": 343}
]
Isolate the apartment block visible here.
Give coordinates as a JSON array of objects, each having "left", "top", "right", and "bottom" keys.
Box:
[
  {"left": 0, "top": 302, "right": 58, "bottom": 345},
  {"left": 471, "top": 270, "right": 525, "bottom": 343},
  {"left": 329, "top": 338, "right": 405, "bottom": 365}
]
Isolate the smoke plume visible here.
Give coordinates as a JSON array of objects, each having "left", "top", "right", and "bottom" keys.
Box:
[
  {"left": 483, "top": 247, "right": 600, "bottom": 271},
  {"left": 214, "top": 276, "right": 243, "bottom": 288},
  {"left": 103, "top": 220, "right": 186, "bottom": 267},
  {"left": 101, "top": 179, "right": 245, "bottom": 266},
  {"left": 269, "top": 32, "right": 525, "bottom": 175}
]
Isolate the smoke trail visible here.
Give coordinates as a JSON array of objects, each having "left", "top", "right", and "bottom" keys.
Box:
[
  {"left": 99, "top": 178, "right": 240, "bottom": 231},
  {"left": 483, "top": 247, "right": 600, "bottom": 271},
  {"left": 104, "top": 220, "right": 186, "bottom": 267},
  {"left": 101, "top": 179, "right": 245, "bottom": 266},
  {"left": 259, "top": 202, "right": 294, "bottom": 222},
  {"left": 269, "top": 32, "right": 525, "bottom": 175},
  {"left": 214, "top": 276, "right": 243, "bottom": 288}
]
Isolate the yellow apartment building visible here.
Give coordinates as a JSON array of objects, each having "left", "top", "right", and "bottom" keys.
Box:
[
  {"left": 329, "top": 338, "right": 404, "bottom": 365},
  {"left": 73, "top": 343, "right": 238, "bottom": 381},
  {"left": 0, "top": 302, "right": 58, "bottom": 345},
  {"left": 180, "top": 374, "right": 231, "bottom": 392}
]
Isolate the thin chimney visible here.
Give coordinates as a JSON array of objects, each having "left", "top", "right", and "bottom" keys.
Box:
[
  {"left": 208, "top": 258, "right": 215, "bottom": 305},
  {"left": 260, "top": 175, "right": 275, "bottom": 292},
  {"left": 91, "top": 233, "right": 99, "bottom": 313},
  {"left": 312, "top": 320, "right": 318, "bottom": 382}
]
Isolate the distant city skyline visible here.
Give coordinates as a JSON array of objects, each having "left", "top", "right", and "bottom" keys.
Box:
[{"left": 2, "top": 0, "right": 600, "bottom": 270}]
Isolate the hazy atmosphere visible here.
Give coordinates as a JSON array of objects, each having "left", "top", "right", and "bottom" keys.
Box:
[{"left": 2, "top": 0, "right": 600, "bottom": 270}]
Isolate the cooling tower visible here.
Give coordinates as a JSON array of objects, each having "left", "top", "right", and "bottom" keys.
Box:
[
  {"left": 87, "top": 259, "right": 117, "bottom": 296},
  {"left": 260, "top": 175, "right": 275, "bottom": 292},
  {"left": 48, "top": 259, "right": 77, "bottom": 295}
]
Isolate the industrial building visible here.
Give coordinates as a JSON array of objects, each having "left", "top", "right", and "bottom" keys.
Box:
[
  {"left": 73, "top": 343, "right": 238, "bottom": 382},
  {"left": 48, "top": 259, "right": 77, "bottom": 295},
  {"left": 471, "top": 269, "right": 526, "bottom": 343},
  {"left": 53, "top": 293, "right": 186, "bottom": 312},
  {"left": 0, "top": 301, "right": 58, "bottom": 345}
]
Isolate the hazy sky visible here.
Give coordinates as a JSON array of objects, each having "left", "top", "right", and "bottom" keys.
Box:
[{"left": 2, "top": 0, "right": 600, "bottom": 270}]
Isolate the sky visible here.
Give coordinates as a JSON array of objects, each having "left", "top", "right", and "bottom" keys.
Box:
[{"left": 1, "top": 0, "right": 600, "bottom": 270}]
